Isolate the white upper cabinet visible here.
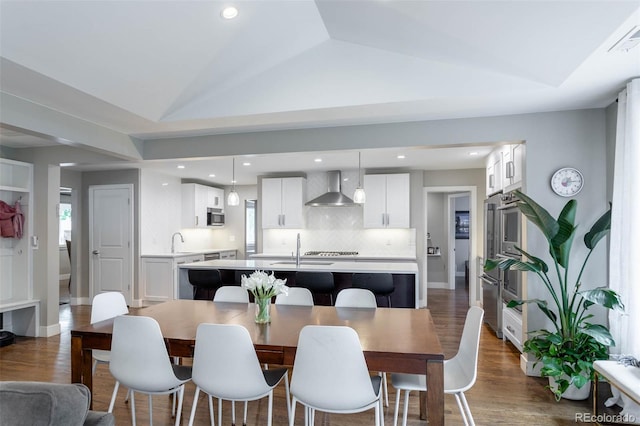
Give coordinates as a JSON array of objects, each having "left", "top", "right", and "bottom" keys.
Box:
[
  {"left": 261, "top": 177, "right": 306, "bottom": 229},
  {"left": 208, "top": 187, "right": 225, "bottom": 211},
  {"left": 485, "top": 149, "right": 503, "bottom": 196},
  {"left": 181, "top": 183, "right": 209, "bottom": 228},
  {"left": 363, "top": 173, "right": 410, "bottom": 228},
  {"left": 502, "top": 143, "right": 525, "bottom": 192}
]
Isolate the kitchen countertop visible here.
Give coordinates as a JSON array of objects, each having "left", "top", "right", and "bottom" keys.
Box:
[
  {"left": 178, "top": 259, "right": 418, "bottom": 274},
  {"left": 141, "top": 248, "right": 237, "bottom": 258},
  {"left": 249, "top": 252, "right": 417, "bottom": 262}
]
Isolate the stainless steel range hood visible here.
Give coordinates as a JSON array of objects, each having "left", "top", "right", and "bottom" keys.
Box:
[{"left": 305, "top": 170, "right": 355, "bottom": 207}]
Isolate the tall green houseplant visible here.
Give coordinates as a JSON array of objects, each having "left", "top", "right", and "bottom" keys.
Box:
[{"left": 485, "top": 190, "right": 624, "bottom": 400}]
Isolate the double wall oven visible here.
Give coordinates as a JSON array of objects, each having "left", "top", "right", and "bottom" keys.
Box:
[{"left": 482, "top": 190, "right": 523, "bottom": 338}]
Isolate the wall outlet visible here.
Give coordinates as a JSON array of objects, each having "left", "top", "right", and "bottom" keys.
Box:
[{"left": 229, "top": 235, "right": 236, "bottom": 242}]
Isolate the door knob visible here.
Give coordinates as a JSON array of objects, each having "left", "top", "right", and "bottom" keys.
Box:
[{"left": 92, "top": 250, "right": 100, "bottom": 255}]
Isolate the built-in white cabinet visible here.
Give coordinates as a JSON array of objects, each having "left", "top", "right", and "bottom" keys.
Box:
[
  {"left": 182, "top": 183, "right": 225, "bottom": 228},
  {"left": 485, "top": 143, "right": 525, "bottom": 195},
  {"left": 208, "top": 187, "right": 225, "bottom": 211},
  {"left": 141, "top": 253, "right": 204, "bottom": 303},
  {"left": 486, "top": 150, "right": 503, "bottom": 196},
  {"left": 261, "top": 177, "right": 306, "bottom": 229},
  {"left": 363, "top": 173, "right": 410, "bottom": 228},
  {"left": 219, "top": 250, "right": 236, "bottom": 260},
  {"left": 0, "top": 159, "right": 38, "bottom": 336},
  {"left": 502, "top": 303, "right": 523, "bottom": 352},
  {"left": 502, "top": 143, "right": 525, "bottom": 192}
]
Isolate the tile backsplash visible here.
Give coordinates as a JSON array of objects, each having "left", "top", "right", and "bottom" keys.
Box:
[{"left": 263, "top": 171, "right": 416, "bottom": 256}]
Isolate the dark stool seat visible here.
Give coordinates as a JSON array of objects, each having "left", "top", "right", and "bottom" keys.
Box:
[
  {"left": 188, "top": 269, "right": 223, "bottom": 300},
  {"left": 352, "top": 273, "right": 394, "bottom": 307},
  {"left": 295, "top": 271, "right": 335, "bottom": 305}
]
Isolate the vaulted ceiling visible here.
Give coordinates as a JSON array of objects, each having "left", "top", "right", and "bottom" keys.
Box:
[{"left": 2, "top": 0, "right": 638, "bottom": 141}]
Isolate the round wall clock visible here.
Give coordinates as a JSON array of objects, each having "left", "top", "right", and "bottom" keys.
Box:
[{"left": 550, "top": 167, "right": 584, "bottom": 197}]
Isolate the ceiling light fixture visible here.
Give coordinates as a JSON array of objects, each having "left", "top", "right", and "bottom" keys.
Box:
[
  {"left": 242, "top": 162, "right": 251, "bottom": 166},
  {"left": 397, "top": 154, "right": 406, "bottom": 159},
  {"left": 227, "top": 157, "right": 240, "bottom": 206},
  {"left": 209, "top": 174, "right": 216, "bottom": 178},
  {"left": 177, "top": 165, "right": 185, "bottom": 169},
  {"left": 469, "top": 151, "right": 479, "bottom": 156},
  {"left": 353, "top": 152, "right": 366, "bottom": 204},
  {"left": 314, "top": 158, "right": 322, "bottom": 163},
  {"left": 221, "top": 6, "right": 238, "bottom": 20}
]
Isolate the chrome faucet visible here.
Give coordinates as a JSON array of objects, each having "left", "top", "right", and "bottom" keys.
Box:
[
  {"left": 296, "top": 233, "right": 301, "bottom": 267},
  {"left": 171, "top": 232, "right": 184, "bottom": 254}
]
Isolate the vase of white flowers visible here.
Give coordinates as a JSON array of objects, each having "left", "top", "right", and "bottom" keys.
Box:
[{"left": 241, "top": 270, "right": 289, "bottom": 324}]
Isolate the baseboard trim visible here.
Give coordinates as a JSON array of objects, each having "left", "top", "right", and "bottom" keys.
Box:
[
  {"left": 70, "top": 297, "right": 91, "bottom": 306},
  {"left": 427, "top": 281, "right": 450, "bottom": 289},
  {"left": 521, "top": 352, "right": 542, "bottom": 376},
  {"left": 40, "top": 323, "right": 61, "bottom": 337}
]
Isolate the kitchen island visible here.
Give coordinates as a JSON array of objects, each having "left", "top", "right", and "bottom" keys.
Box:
[{"left": 178, "top": 259, "right": 419, "bottom": 308}]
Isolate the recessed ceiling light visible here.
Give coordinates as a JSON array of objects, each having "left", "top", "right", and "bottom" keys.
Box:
[
  {"left": 242, "top": 162, "right": 251, "bottom": 166},
  {"left": 177, "top": 165, "right": 185, "bottom": 169},
  {"left": 314, "top": 158, "right": 322, "bottom": 163},
  {"left": 397, "top": 155, "right": 406, "bottom": 159},
  {"left": 221, "top": 6, "right": 238, "bottom": 20},
  {"left": 162, "top": 183, "right": 169, "bottom": 186},
  {"left": 469, "top": 151, "right": 479, "bottom": 156},
  {"left": 209, "top": 174, "right": 216, "bottom": 178}
]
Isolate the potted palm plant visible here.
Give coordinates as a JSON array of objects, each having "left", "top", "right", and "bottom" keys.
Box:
[{"left": 485, "top": 190, "right": 624, "bottom": 400}]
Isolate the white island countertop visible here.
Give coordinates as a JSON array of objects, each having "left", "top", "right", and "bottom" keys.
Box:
[{"left": 178, "top": 259, "right": 418, "bottom": 274}]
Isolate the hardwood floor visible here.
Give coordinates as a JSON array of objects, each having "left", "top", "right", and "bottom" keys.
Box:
[{"left": 0, "top": 288, "right": 600, "bottom": 425}]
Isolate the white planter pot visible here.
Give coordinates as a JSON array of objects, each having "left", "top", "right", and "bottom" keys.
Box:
[{"left": 549, "top": 376, "right": 591, "bottom": 400}]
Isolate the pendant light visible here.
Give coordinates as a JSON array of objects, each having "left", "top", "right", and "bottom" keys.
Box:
[
  {"left": 353, "top": 151, "right": 366, "bottom": 204},
  {"left": 227, "top": 157, "right": 240, "bottom": 206}
]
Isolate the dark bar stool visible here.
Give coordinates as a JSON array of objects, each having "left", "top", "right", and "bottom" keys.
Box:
[
  {"left": 188, "top": 269, "right": 223, "bottom": 300},
  {"left": 352, "top": 273, "right": 394, "bottom": 307},
  {"left": 295, "top": 271, "right": 335, "bottom": 305}
]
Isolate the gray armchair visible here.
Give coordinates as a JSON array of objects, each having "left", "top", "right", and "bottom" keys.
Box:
[{"left": 0, "top": 381, "right": 114, "bottom": 426}]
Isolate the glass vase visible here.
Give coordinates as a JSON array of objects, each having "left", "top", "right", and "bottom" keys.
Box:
[{"left": 255, "top": 297, "right": 271, "bottom": 324}]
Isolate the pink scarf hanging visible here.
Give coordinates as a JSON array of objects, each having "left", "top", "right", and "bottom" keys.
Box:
[{"left": 0, "top": 199, "right": 24, "bottom": 239}]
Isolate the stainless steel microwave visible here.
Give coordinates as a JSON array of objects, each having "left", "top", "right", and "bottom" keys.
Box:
[
  {"left": 500, "top": 204, "right": 521, "bottom": 256},
  {"left": 207, "top": 208, "right": 224, "bottom": 226}
]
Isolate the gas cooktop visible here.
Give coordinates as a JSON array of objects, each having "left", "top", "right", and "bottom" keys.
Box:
[{"left": 304, "top": 251, "right": 359, "bottom": 257}]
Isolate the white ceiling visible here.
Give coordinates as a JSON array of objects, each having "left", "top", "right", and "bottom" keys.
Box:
[{"left": 1, "top": 0, "right": 639, "bottom": 184}]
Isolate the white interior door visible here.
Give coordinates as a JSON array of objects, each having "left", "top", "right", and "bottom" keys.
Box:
[{"left": 89, "top": 184, "right": 133, "bottom": 304}]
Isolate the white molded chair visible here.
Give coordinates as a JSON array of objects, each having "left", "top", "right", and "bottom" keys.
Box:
[
  {"left": 289, "top": 325, "right": 383, "bottom": 426},
  {"left": 108, "top": 315, "right": 192, "bottom": 426},
  {"left": 188, "top": 323, "right": 290, "bottom": 426},
  {"left": 334, "top": 288, "right": 378, "bottom": 308},
  {"left": 90, "top": 292, "right": 129, "bottom": 374},
  {"left": 391, "top": 306, "right": 484, "bottom": 426},
  {"left": 334, "top": 288, "right": 389, "bottom": 407},
  {"left": 213, "top": 286, "right": 250, "bottom": 303},
  {"left": 275, "top": 287, "right": 314, "bottom": 306},
  {"left": 91, "top": 292, "right": 131, "bottom": 405}
]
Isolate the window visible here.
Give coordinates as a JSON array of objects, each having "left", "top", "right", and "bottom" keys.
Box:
[{"left": 59, "top": 202, "right": 71, "bottom": 245}]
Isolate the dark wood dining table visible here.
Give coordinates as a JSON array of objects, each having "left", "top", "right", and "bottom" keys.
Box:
[{"left": 71, "top": 300, "right": 445, "bottom": 425}]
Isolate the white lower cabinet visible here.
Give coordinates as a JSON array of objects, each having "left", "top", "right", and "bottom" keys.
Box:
[
  {"left": 141, "top": 254, "right": 203, "bottom": 302},
  {"left": 219, "top": 250, "right": 236, "bottom": 260},
  {"left": 502, "top": 303, "right": 523, "bottom": 352}
]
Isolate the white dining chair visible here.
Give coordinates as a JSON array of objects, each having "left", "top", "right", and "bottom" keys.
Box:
[
  {"left": 213, "top": 286, "right": 249, "bottom": 303},
  {"left": 334, "top": 288, "right": 378, "bottom": 308},
  {"left": 108, "top": 315, "right": 192, "bottom": 426},
  {"left": 334, "top": 288, "right": 389, "bottom": 407},
  {"left": 187, "top": 323, "right": 290, "bottom": 426},
  {"left": 275, "top": 287, "right": 314, "bottom": 306},
  {"left": 90, "top": 292, "right": 129, "bottom": 375},
  {"left": 391, "top": 306, "right": 484, "bottom": 426},
  {"left": 289, "top": 325, "right": 383, "bottom": 426},
  {"left": 90, "top": 292, "right": 130, "bottom": 404}
]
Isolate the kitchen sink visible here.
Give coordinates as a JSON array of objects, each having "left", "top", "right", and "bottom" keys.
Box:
[{"left": 271, "top": 261, "right": 334, "bottom": 266}]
